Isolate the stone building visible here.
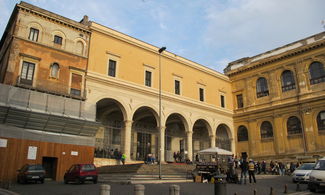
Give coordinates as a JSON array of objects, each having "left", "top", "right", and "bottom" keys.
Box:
[
  {"left": 225, "top": 32, "right": 325, "bottom": 161},
  {"left": 0, "top": 2, "right": 99, "bottom": 181}
]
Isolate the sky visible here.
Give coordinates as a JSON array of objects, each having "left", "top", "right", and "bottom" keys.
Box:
[{"left": 0, "top": 0, "right": 324, "bottom": 73}]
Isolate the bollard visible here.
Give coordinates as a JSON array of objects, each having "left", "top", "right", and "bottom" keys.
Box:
[
  {"left": 134, "top": 184, "right": 145, "bottom": 195},
  {"left": 254, "top": 189, "right": 257, "bottom": 195},
  {"left": 169, "top": 184, "right": 180, "bottom": 195},
  {"left": 296, "top": 182, "right": 300, "bottom": 191},
  {"left": 270, "top": 187, "right": 275, "bottom": 195},
  {"left": 214, "top": 179, "right": 227, "bottom": 195},
  {"left": 284, "top": 184, "right": 288, "bottom": 193},
  {"left": 100, "top": 184, "right": 111, "bottom": 195}
]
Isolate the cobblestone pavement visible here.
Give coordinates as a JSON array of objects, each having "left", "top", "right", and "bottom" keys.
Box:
[{"left": 8, "top": 175, "right": 324, "bottom": 195}]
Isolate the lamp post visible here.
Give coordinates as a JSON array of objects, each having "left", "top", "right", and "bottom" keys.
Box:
[{"left": 158, "top": 46, "right": 166, "bottom": 180}]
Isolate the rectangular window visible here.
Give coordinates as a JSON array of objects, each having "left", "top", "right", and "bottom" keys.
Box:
[
  {"left": 70, "top": 73, "right": 82, "bottom": 96},
  {"left": 54, "top": 35, "right": 62, "bottom": 45},
  {"left": 199, "top": 88, "right": 204, "bottom": 102},
  {"left": 236, "top": 94, "right": 244, "bottom": 108},
  {"left": 108, "top": 59, "right": 116, "bottom": 77},
  {"left": 145, "top": 70, "right": 152, "bottom": 87},
  {"left": 220, "top": 95, "right": 225, "bottom": 108},
  {"left": 20, "top": 61, "right": 35, "bottom": 85},
  {"left": 28, "top": 28, "right": 39, "bottom": 42},
  {"left": 175, "top": 80, "right": 180, "bottom": 95}
]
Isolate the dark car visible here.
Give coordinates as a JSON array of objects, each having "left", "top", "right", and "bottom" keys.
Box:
[
  {"left": 17, "top": 164, "right": 45, "bottom": 184},
  {"left": 64, "top": 164, "right": 98, "bottom": 184}
]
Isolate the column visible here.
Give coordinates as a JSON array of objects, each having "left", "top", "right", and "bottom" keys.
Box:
[
  {"left": 273, "top": 115, "right": 285, "bottom": 154},
  {"left": 210, "top": 135, "right": 216, "bottom": 148},
  {"left": 186, "top": 131, "right": 193, "bottom": 161},
  {"left": 248, "top": 120, "right": 259, "bottom": 157},
  {"left": 159, "top": 126, "right": 166, "bottom": 162},
  {"left": 123, "top": 120, "right": 132, "bottom": 160},
  {"left": 301, "top": 108, "right": 316, "bottom": 152}
]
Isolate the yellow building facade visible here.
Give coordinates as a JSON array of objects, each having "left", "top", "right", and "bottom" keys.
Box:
[{"left": 225, "top": 32, "right": 325, "bottom": 161}]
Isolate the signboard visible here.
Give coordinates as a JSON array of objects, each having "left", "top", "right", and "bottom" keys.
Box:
[
  {"left": 0, "top": 138, "right": 7, "bottom": 147},
  {"left": 71, "top": 151, "right": 78, "bottom": 156},
  {"left": 27, "top": 146, "right": 37, "bottom": 160}
]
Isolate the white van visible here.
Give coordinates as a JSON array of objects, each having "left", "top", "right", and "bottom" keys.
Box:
[{"left": 308, "top": 157, "right": 325, "bottom": 192}]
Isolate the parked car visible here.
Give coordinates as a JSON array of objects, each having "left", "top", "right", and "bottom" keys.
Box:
[
  {"left": 292, "top": 163, "right": 315, "bottom": 183},
  {"left": 308, "top": 157, "right": 325, "bottom": 192},
  {"left": 64, "top": 164, "right": 98, "bottom": 184},
  {"left": 17, "top": 164, "right": 45, "bottom": 184}
]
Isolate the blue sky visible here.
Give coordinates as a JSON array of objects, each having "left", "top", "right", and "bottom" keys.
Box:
[{"left": 0, "top": 0, "right": 324, "bottom": 73}]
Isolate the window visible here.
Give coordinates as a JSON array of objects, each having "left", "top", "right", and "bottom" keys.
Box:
[
  {"left": 220, "top": 95, "right": 225, "bottom": 108},
  {"left": 287, "top": 116, "right": 302, "bottom": 135},
  {"left": 50, "top": 63, "right": 59, "bottom": 78},
  {"left": 54, "top": 35, "right": 62, "bottom": 45},
  {"left": 175, "top": 80, "right": 180, "bottom": 95},
  {"left": 145, "top": 70, "right": 152, "bottom": 87},
  {"left": 260, "top": 121, "right": 273, "bottom": 139},
  {"left": 28, "top": 28, "right": 39, "bottom": 42},
  {"left": 317, "top": 111, "right": 325, "bottom": 131},
  {"left": 199, "top": 88, "right": 204, "bottom": 102},
  {"left": 236, "top": 94, "right": 243, "bottom": 108},
  {"left": 108, "top": 59, "right": 116, "bottom": 77},
  {"left": 309, "top": 61, "right": 325, "bottom": 84},
  {"left": 281, "top": 70, "right": 296, "bottom": 92},
  {"left": 70, "top": 73, "right": 82, "bottom": 96},
  {"left": 20, "top": 61, "right": 35, "bottom": 86},
  {"left": 237, "top": 126, "right": 248, "bottom": 142},
  {"left": 256, "top": 77, "right": 269, "bottom": 98}
]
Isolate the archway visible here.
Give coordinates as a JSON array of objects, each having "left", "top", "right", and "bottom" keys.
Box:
[
  {"left": 131, "top": 106, "right": 158, "bottom": 161},
  {"left": 192, "top": 119, "right": 211, "bottom": 161},
  {"left": 165, "top": 113, "right": 187, "bottom": 162},
  {"left": 216, "top": 124, "right": 231, "bottom": 151}
]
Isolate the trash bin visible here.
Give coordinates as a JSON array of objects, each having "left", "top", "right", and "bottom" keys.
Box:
[{"left": 214, "top": 175, "right": 227, "bottom": 195}]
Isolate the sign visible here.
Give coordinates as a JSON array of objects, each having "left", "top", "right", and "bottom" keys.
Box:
[
  {"left": 27, "top": 146, "right": 37, "bottom": 160},
  {"left": 0, "top": 138, "right": 7, "bottom": 147},
  {"left": 71, "top": 151, "right": 78, "bottom": 156}
]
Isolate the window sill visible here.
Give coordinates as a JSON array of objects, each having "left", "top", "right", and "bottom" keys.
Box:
[
  {"left": 287, "top": 134, "right": 302, "bottom": 138},
  {"left": 261, "top": 137, "right": 274, "bottom": 142}
]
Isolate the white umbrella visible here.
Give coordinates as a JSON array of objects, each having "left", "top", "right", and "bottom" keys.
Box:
[{"left": 198, "top": 147, "right": 232, "bottom": 156}]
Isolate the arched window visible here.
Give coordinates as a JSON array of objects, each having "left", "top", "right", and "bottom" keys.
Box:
[
  {"left": 281, "top": 70, "right": 296, "bottom": 92},
  {"left": 50, "top": 63, "right": 59, "bottom": 78},
  {"left": 287, "top": 116, "right": 302, "bottom": 135},
  {"left": 309, "top": 61, "right": 325, "bottom": 84},
  {"left": 317, "top": 111, "right": 325, "bottom": 131},
  {"left": 260, "top": 121, "right": 273, "bottom": 139},
  {"left": 76, "top": 41, "right": 84, "bottom": 55},
  {"left": 256, "top": 77, "right": 269, "bottom": 98},
  {"left": 237, "top": 125, "right": 248, "bottom": 142}
]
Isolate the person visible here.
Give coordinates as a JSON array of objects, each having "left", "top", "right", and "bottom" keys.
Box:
[
  {"left": 248, "top": 159, "right": 256, "bottom": 183},
  {"left": 240, "top": 158, "right": 248, "bottom": 184},
  {"left": 121, "top": 153, "right": 126, "bottom": 165},
  {"left": 195, "top": 153, "right": 199, "bottom": 163},
  {"left": 173, "top": 152, "right": 177, "bottom": 162},
  {"left": 261, "top": 161, "right": 266, "bottom": 174}
]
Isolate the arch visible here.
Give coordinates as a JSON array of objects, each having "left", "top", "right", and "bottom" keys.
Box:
[
  {"left": 281, "top": 70, "right": 296, "bottom": 92},
  {"left": 50, "top": 62, "right": 60, "bottom": 78},
  {"left": 27, "top": 22, "right": 43, "bottom": 42},
  {"left": 96, "top": 98, "right": 128, "bottom": 122},
  {"left": 164, "top": 112, "right": 189, "bottom": 132},
  {"left": 317, "top": 110, "right": 325, "bottom": 131},
  {"left": 309, "top": 61, "right": 325, "bottom": 85},
  {"left": 192, "top": 117, "right": 213, "bottom": 136},
  {"left": 74, "top": 38, "right": 86, "bottom": 55},
  {"left": 51, "top": 30, "right": 66, "bottom": 47},
  {"left": 215, "top": 124, "right": 231, "bottom": 151},
  {"left": 131, "top": 104, "right": 159, "bottom": 126},
  {"left": 237, "top": 125, "right": 248, "bottom": 142},
  {"left": 256, "top": 77, "right": 269, "bottom": 98},
  {"left": 287, "top": 116, "right": 302, "bottom": 135},
  {"left": 260, "top": 121, "right": 273, "bottom": 139}
]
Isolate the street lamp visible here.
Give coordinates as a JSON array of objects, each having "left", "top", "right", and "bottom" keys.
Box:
[{"left": 158, "top": 46, "right": 166, "bottom": 180}]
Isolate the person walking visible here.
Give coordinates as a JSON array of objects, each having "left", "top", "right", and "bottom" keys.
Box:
[
  {"left": 240, "top": 158, "right": 248, "bottom": 184},
  {"left": 121, "top": 153, "right": 126, "bottom": 165},
  {"left": 248, "top": 159, "right": 256, "bottom": 183}
]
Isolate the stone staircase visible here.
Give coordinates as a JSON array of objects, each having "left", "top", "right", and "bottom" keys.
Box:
[{"left": 98, "top": 163, "right": 195, "bottom": 184}]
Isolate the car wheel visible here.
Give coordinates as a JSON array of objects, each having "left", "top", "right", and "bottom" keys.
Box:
[{"left": 309, "top": 184, "right": 316, "bottom": 192}]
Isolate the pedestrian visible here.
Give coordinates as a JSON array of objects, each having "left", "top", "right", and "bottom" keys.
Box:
[
  {"left": 195, "top": 153, "right": 199, "bottom": 163},
  {"left": 121, "top": 153, "right": 126, "bottom": 165},
  {"left": 248, "top": 159, "right": 256, "bottom": 183},
  {"left": 240, "top": 158, "right": 248, "bottom": 184},
  {"left": 261, "top": 161, "right": 266, "bottom": 174},
  {"left": 173, "top": 152, "right": 177, "bottom": 162}
]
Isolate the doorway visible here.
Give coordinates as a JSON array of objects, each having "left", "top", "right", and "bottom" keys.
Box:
[{"left": 42, "top": 157, "right": 58, "bottom": 180}]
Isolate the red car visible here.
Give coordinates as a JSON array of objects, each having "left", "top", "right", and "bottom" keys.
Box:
[{"left": 64, "top": 164, "right": 98, "bottom": 184}]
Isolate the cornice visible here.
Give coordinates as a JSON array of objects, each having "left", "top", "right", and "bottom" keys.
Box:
[
  {"left": 90, "top": 22, "right": 230, "bottom": 82},
  {"left": 227, "top": 39, "right": 325, "bottom": 77},
  {"left": 18, "top": 2, "right": 90, "bottom": 34},
  {"left": 86, "top": 71, "right": 233, "bottom": 117}
]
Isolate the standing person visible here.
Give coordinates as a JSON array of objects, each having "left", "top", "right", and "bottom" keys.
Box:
[
  {"left": 173, "top": 152, "right": 177, "bottom": 162},
  {"left": 256, "top": 161, "right": 261, "bottom": 174},
  {"left": 248, "top": 159, "right": 256, "bottom": 183},
  {"left": 240, "top": 158, "right": 248, "bottom": 184},
  {"left": 261, "top": 161, "right": 266, "bottom": 174},
  {"left": 121, "top": 153, "right": 126, "bottom": 165}
]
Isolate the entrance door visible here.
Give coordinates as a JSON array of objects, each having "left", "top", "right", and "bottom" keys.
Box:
[
  {"left": 137, "top": 132, "right": 151, "bottom": 160},
  {"left": 42, "top": 157, "right": 58, "bottom": 180}
]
